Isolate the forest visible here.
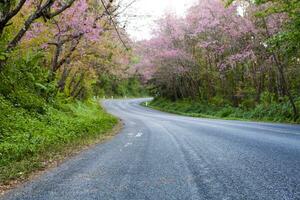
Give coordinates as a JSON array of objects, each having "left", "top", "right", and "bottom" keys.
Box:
[
  {"left": 0, "top": 0, "right": 145, "bottom": 186},
  {"left": 136, "top": 0, "right": 300, "bottom": 123},
  {"left": 0, "top": 0, "right": 300, "bottom": 190}
]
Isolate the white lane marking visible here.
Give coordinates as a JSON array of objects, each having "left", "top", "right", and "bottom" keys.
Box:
[
  {"left": 135, "top": 132, "right": 143, "bottom": 137},
  {"left": 128, "top": 132, "right": 134, "bottom": 137},
  {"left": 124, "top": 142, "right": 132, "bottom": 147}
]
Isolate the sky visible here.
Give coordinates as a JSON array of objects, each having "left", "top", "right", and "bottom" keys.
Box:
[{"left": 118, "top": 0, "right": 197, "bottom": 41}]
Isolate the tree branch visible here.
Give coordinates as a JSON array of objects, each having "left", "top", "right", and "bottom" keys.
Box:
[
  {"left": 56, "top": 34, "right": 83, "bottom": 70},
  {"left": 100, "top": 0, "right": 129, "bottom": 50},
  {"left": 6, "top": 0, "right": 55, "bottom": 51},
  {"left": 0, "top": 0, "right": 27, "bottom": 35},
  {"left": 45, "top": 0, "right": 76, "bottom": 19}
]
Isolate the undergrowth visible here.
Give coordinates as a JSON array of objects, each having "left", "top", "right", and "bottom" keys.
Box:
[
  {"left": 0, "top": 96, "right": 117, "bottom": 184},
  {"left": 0, "top": 52, "right": 118, "bottom": 184},
  {"left": 147, "top": 97, "right": 300, "bottom": 124}
]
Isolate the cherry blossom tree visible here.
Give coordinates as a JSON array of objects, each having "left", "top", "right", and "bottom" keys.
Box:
[{"left": 136, "top": 0, "right": 299, "bottom": 120}]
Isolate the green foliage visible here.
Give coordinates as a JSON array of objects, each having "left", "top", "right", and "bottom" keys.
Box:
[
  {"left": 233, "top": 0, "right": 300, "bottom": 56},
  {"left": 0, "top": 0, "right": 144, "bottom": 186},
  {"left": 149, "top": 98, "right": 300, "bottom": 123},
  {"left": 0, "top": 51, "right": 57, "bottom": 111},
  {"left": 260, "top": 91, "right": 276, "bottom": 106},
  {"left": 0, "top": 49, "right": 119, "bottom": 184},
  {"left": 0, "top": 96, "right": 117, "bottom": 183},
  {"left": 93, "top": 74, "right": 148, "bottom": 98},
  {"left": 210, "top": 96, "right": 230, "bottom": 107}
]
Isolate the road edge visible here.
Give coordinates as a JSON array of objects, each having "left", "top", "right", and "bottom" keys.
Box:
[
  {"left": 0, "top": 119, "right": 124, "bottom": 196},
  {"left": 141, "top": 101, "right": 300, "bottom": 125}
]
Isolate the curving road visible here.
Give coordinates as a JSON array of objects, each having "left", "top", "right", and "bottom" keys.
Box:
[{"left": 2, "top": 98, "right": 300, "bottom": 200}]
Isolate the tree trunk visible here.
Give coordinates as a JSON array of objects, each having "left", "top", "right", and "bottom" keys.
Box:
[
  {"left": 71, "top": 71, "right": 85, "bottom": 97},
  {"left": 262, "top": 17, "right": 298, "bottom": 121},
  {"left": 48, "top": 34, "right": 82, "bottom": 82},
  {"left": 58, "top": 66, "right": 71, "bottom": 92},
  {"left": 68, "top": 70, "right": 79, "bottom": 93},
  {"left": 272, "top": 53, "right": 298, "bottom": 120},
  {"left": 49, "top": 42, "right": 63, "bottom": 81}
]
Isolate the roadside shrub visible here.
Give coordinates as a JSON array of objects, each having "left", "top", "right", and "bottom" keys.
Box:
[
  {"left": 260, "top": 92, "right": 276, "bottom": 106},
  {"left": 93, "top": 74, "right": 147, "bottom": 98},
  {"left": 0, "top": 51, "right": 51, "bottom": 113},
  {"left": 149, "top": 97, "right": 299, "bottom": 123},
  {"left": 0, "top": 96, "right": 117, "bottom": 182},
  {"left": 210, "top": 96, "right": 228, "bottom": 107},
  {"left": 217, "top": 107, "right": 234, "bottom": 118},
  {"left": 240, "top": 98, "right": 256, "bottom": 110}
]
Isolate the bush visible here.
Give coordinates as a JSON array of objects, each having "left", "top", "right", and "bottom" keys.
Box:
[
  {"left": 0, "top": 51, "right": 53, "bottom": 112},
  {"left": 149, "top": 97, "right": 299, "bottom": 123},
  {"left": 93, "top": 74, "right": 148, "bottom": 98},
  {"left": 260, "top": 92, "right": 276, "bottom": 107},
  {"left": 240, "top": 99, "right": 256, "bottom": 110},
  {"left": 217, "top": 107, "right": 234, "bottom": 118},
  {"left": 210, "top": 96, "right": 229, "bottom": 107},
  {"left": 0, "top": 95, "right": 117, "bottom": 183}
]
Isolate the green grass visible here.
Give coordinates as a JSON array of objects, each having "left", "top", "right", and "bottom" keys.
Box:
[
  {"left": 145, "top": 98, "right": 300, "bottom": 124},
  {"left": 0, "top": 96, "right": 118, "bottom": 184}
]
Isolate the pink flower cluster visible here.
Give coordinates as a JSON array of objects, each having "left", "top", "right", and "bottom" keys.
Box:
[{"left": 134, "top": 0, "right": 284, "bottom": 78}]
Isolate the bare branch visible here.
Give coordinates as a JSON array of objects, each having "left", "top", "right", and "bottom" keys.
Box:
[
  {"left": 100, "top": 0, "right": 129, "bottom": 50},
  {"left": 116, "top": 0, "right": 138, "bottom": 15}
]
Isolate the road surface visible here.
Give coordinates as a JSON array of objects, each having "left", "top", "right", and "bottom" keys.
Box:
[{"left": 2, "top": 98, "right": 300, "bottom": 200}]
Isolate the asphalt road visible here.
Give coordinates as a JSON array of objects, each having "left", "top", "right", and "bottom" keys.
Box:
[{"left": 2, "top": 98, "right": 300, "bottom": 200}]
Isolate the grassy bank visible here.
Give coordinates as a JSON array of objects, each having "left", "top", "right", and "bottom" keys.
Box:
[
  {"left": 147, "top": 98, "right": 300, "bottom": 124},
  {"left": 0, "top": 97, "right": 118, "bottom": 186}
]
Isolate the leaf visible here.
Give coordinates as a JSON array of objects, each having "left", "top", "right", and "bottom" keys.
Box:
[
  {"left": 35, "top": 83, "right": 47, "bottom": 91},
  {"left": 0, "top": 55, "right": 6, "bottom": 61}
]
